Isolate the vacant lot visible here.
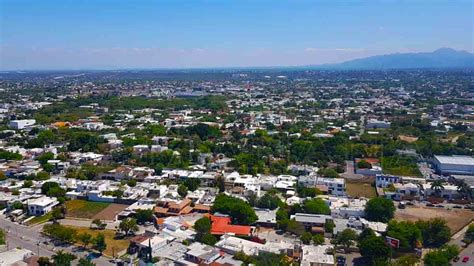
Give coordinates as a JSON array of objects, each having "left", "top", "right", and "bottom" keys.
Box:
[
  {"left": 398, "top": 135, "right": 418, "bottom": 143},
  {"left": 395, "top": 206, "right": 474, "bottom": 234},
  {"left": 345, "top": 179, "right": 377, "bottom": 198},
  {"left": 93, "top": 203, "right": 129, "bottom": 221},
  {"left": 66, "top": 200, "right": 111, "bottom": 219},
  {"left": 65, "top": 225, "right": 129, "bottom": 257}
]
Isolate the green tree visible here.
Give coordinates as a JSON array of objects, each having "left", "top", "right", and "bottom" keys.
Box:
[
  {"left": 135, "top": 209, "right": 154, "bottom": 224},
  {"left": 0, "top": 150, "right": 22, "bottom": 160},
  {"left": 37, "top": 152, "right": 55, "bottom": 165},
  {"left": 52, "top": 250, "right": 77, "bottom": 266},
  {"left": 77, "top": 232, "right": 92, "bottom": 248},
  {"left": 364, "top": 197, "right": 396, "bottom": 222},
  {"left": 300, "top": 232, "right": 312, "bottom": 244},
  {"left": 201, "top": 233, "right": 217, "bottom": 245},
  {"left": 22, "top": 180, "right": 33, "bottom": 188},
  {"left": 286, "top": 219, "right": 305, "bottom": 236},
  {"left": 357, "top": 160, "right": 372, "bottom": 169},
  {"left": 178, "top": 184, "right": 188, "bottom": 197},
  {"left": 424, "top": 245, "right": 459, "bottom": 266},
  {"left": 276, "top": 208, "right": 289, "bottom": 230},
  {"left": 303, "top": 198, "right": 330, "bottom": 215},
  {"left": 126, "top": 179, "right": 137, "bottom": 187},
  {"left": 11, "top": 201, "right": 23, "bottom": 210},
  {"left": 118, "top": 218, "right": 139, "bottom": 235},
  {"left": 0, "top": 229, "right": 5, "bottom": 245},
  {"left": 312, "top": 234, "right": 325, "bottom": 245},
  {"left": 358, "top": 229, "right": 391, "bottom": 265},
  {"left": 41, "top": 181, "right": 60, "bottom": 195},
  {"left": 335, "top": 229, "right": 357, "bottom": 251},
  {"left": 386, "top": 220, "right": 422, "bottom": 250},
  {"left": 464, "top": 223, "right": 474, "bottom": 244},
  {"left": 392, "top": 255, "right": 420, "bottom": 266},
  {"left": 51, "top": 207, "right": 65, "bottom": 221},
  {"left": 416, "top": 218, "right": 451, "bottom": 248},
  {"left": 183, "top": 178, "right": 201, "bottom": 191},
  {"left": 92, "top": 233, "right": 107, "bottom": 254},
  {"left": 78, "top": 257, "right": 96, "bottom": 266},
  {"left": 430, "top": 180, "right": 445, "bottom": 197},
  {"left": 257, "top": 193, "right": 282, "bottom": 210},
  {"left": 324, "top": 219, "right": 335, "bottom": 234},
  {"left": 194, "top": 217, "right": 212, "bottom": 234},
  {"left": 36, "top": 171, "right": 50, "bottom": 180},
  {"left": 211, "top": 194, "right": 257, "bottom": 225}
]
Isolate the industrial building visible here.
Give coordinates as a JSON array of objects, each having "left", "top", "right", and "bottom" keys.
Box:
[{"left": 434, "top": 155, "right": 474, "bottom": 175}]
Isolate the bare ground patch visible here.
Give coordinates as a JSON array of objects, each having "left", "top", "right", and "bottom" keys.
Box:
[
  {"left": 92, "top": 203, "right": 129, "bottom": 221},
  {"left": 345, "top": 177, "right": 377, "bottom": 199},
  {"left": 395, "top": 206, "right": 474, "bottom": 234}
]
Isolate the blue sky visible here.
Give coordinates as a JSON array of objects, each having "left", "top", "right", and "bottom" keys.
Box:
[{"left": 1, "top": 0, "right": 472, "bottom": 70}]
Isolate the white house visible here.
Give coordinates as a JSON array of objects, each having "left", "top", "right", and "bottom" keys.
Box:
[
  {"left": 26, "top": 196, "right": 59, "bottom": 216},
  {"left": 300, "top": 244, "right": 334, "bottom": 266}
]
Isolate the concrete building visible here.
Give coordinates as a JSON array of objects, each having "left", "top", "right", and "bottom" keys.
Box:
[
  {"left": 434, "top": 155, "right": 474, "bottom": 175},
  {"left": 26, "top": 196, "right": 59, "bottom": 216},
  {"left": 366, "top": 119, "right": 391, "bottom": 129},
  {"left": 9, "top": 119, "right": 36, "bottom": 130},
  {"left": 300, "top": 244, "right": 334, "bottom": 266}
]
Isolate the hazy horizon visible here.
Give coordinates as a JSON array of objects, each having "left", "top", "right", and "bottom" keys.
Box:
[{"left": 1, "top": 0, "right": 473, "bottom": 70}]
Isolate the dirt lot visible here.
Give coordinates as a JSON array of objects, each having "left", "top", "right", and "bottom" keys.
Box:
[
  {"left": 92, "top": 203, "right": 129, "bottom": 221},
  {"left": 398, "top": 135, "right": 418, "bottom": 143},
  {"left": 345, "top": 177, "right": 377, "bottom": 198},
  {"left": 395, "top": 206, "right": 474, "bottom": 234}
]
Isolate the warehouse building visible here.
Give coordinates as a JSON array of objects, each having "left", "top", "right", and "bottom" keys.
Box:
[{"left": 434, "top": 155, "right": 474, "bottom": 175}]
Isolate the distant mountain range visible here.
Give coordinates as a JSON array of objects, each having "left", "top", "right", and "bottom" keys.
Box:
[{"left": 317, "top": 48, "right": 474, "bottom": 69}]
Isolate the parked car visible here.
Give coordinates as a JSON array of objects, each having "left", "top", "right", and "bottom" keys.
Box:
[{"left": 462, "top": 256, "right": 469, "bottom": 263}]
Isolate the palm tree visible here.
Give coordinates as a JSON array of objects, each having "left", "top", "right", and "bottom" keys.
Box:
[{"left": 430, "top": 180, "right": 445, "bottom": 198}]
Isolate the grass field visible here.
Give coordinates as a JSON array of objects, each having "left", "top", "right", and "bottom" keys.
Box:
[
  {"left": 66, "top": 200, "right": 111, "bottom": 219},
  {"left": 65, "top": 225, "right": 129, "bottom": 257},
  {"left": 381, "top": 156, "right": 422, "bottom": 177},
  {"left": 395, "top": 206, "right": 474, "bottom": 234},
  {"left": 345, "top": 180, "right": 377, "bottom": 198},
  {"left": 26, "top": 212, "right": 53, "bottom": 225}
]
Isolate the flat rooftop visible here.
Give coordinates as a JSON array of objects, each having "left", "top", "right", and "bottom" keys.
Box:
[{"left": 435, "top": 155, "right": 474, "bottom": 165}]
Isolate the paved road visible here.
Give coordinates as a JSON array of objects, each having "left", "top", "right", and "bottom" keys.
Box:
[
  {"left": 340, "top": 160, "right": 364, "bottom": 180},
  {"left": 0, "top": 217, "right": 114, "bottom": 265},
  {"left": 452, "top": 244, "right": 473, "bottom": 266}
]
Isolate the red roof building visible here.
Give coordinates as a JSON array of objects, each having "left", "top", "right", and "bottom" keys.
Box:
[{"left": 209, "top": 215, "right": 253, "bottom": 236}]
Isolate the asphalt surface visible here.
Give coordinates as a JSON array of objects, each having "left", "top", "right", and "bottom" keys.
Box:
[
  {"left": 452, "top": 244, "right": 473, "bottom": 266},
  {"left": 0, "top": 217, "right": 114, "bottom": 265}
]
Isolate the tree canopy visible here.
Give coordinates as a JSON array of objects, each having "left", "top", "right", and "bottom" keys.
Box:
[
  {"left": 364, "top": 197, "right": 396, "bottom": 223},
  {"left": 211, "top": 194, "right": 257, "bottom": 225}
]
